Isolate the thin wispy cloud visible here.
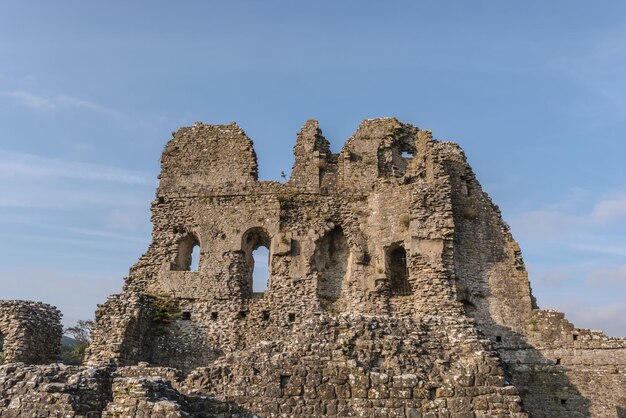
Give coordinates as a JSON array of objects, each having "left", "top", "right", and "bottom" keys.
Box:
[
  {"left": 564, "top": 303, "right": 626, "bottom": 337},
  {"left": 589, "top": 194, "right": 626, "bottom": 225},
  {"left": 4, "top": 90, "right": 55, "bottom": 110},
  {"left": 513, "top": 191, "right": 626, "bottom": 239},
  {"left": 537, "top": 271, "right": 569, "bottom": 285},
  {"left": 587, "top": 265, "right": 626, "bottom": 284},
  {"left": 0, "top": 150, "right": 153, "bottom": 185},
  {"left": 17, "top": 221, "right": 147, "bottom": 243},
  {"left": 2, "top": 90, "right": 120, "bottom": 116},
  {"left": 570, "top": 243, "right": 626, "bottom": 258}
]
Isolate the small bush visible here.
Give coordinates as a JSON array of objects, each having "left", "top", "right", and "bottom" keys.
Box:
[
  {"left": 0, "top": 352, "right": 5, "bottom": 365},
  {"left": 399, "top": 214, "right": 410, "bottom": 228},
  {"left": 152, "top": 294, "right": 181, "bottom": 325},
  {"left": 461, "top": 207, "right": 478, "bottom": 220}
]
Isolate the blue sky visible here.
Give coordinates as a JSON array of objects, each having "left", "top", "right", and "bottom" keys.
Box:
[{"left": 0, "top": 1, "right": 625, "bottom": 336}]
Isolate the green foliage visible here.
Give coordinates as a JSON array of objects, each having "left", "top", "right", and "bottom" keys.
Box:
[
  {"left": 151, "top": 293, "right": 181, "bottom": 325},
  {"left": 320, "top": 297, "right": 340, "bottom": 315},
  {"left": 59, "top": 341, "right": 89, "bottom": 365},
  {"left": 65, "top": 320, "right": 94, "bottom": 343},
  {"left": 0, "top": 351, "right": 5, "bottom": 365},
  {"left": 461, "top": 207, "right": 478, "bottom": 220},
  {"left": 457, "top": 284, "right": 469, "bottom": 299},
  {"left": 60, "top": 319, "right": 94, "bottom": 365}
]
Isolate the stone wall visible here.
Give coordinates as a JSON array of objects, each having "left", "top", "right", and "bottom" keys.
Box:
[
  {"left": 3, "top": 118, "right": 623, "bottom": 416},
  {"left": 442, "top": 141, "right": 626, "bottom": 417},
  {"left": 87, "top": 119, "right": 463, "bottom": 369},
  {"left": 0, "top": 300, "right": 62, "bottom": 365}
]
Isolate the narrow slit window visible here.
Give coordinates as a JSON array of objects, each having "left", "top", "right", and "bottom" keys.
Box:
[
  {"left": 190, "top": 245, "right": 200, "bottom": 271},
  {"left": 252, "top": 245, "right": 270, "bottom": 293},
  {"left": 388, "top": 246, "right": 410, "bottom": 296}
]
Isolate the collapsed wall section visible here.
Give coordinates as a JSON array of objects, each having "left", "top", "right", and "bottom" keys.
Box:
[
  {"left": 442, "top": 143, "right": 626, "bottom": 416},
  {"left": 0, "top": 300, "right": 62, "bottom": 365}
]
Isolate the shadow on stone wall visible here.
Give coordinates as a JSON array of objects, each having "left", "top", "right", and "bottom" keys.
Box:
[
  {"left": 477, "top": 321, "right": 590, "bottom": 417},
  {"left": 186, "top": 394, "right": 256, "bottom": 417}
]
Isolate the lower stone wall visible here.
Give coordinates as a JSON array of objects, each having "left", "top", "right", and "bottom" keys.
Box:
[
  {"left": 0, "top": 363, "right": 112, "bottom": 416},
  {"left": 498, "top": 309, "right": 626, "bottom": 417},
  {"left": 4, "top": 307, "right": 624, "bottom": 417},
  {"left": 1, "top": 313, "right": 527, "bottom": 417},
  {"left": 0, "top": 300, "right": 62, "bottom": 364}
]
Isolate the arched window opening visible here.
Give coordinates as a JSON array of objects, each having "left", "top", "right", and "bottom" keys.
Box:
[
  {"left": 190, "top": 245, "right": 200, "bottom": 271},
  {"left": 387, "top": 245, "right": 410, "bottom": 296},
  {"left": 172, "top": 234, "right": 201, "bottom": 271},
  {"left": 315, "top": 226, "right": 349, "bottom": 308},
  {"left": 401, "top": 150, "right": 414, "bottom": 159},
  {"left": 252, "top": 245, "right": 270, "bottom": 293},
  {"left": 241, "top": 227, "right": 271, "bottom": 295}
]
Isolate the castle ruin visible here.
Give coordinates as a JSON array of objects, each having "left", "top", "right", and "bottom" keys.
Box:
[
  {"left": 0, "top": 301, "right": 62, "bottom": 365},
  {"left": 1, "top": 118, "right": 625, "bottom": 417}
]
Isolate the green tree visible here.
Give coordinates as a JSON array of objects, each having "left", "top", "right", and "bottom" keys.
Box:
[{"left": 60, "top": 319, "right": 94, "bottom": 365}]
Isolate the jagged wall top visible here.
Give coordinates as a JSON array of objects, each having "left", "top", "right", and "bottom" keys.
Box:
[
  {"left": 158, "top": 118, "right": 441, "bottom": 196},
  {"left": 158, "top": 122, "right": 258, "bottom": 194}
]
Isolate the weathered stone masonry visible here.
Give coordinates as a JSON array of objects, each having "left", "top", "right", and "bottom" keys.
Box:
[
  {"left": 0, "top": 300, "right": 62, "bottom": 365},
  {"left": 0, "top": 118, "right": 624, "bottom": 417}
]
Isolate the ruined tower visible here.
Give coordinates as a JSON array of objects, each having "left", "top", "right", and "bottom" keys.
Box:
[{"left": 1, "top": 118, "right": 624, "bottom": 417}]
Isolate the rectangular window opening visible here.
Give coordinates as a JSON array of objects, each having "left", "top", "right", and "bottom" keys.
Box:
[{"left": 210, "top": 312, "right": 218, "bottom": 321}]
